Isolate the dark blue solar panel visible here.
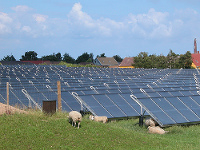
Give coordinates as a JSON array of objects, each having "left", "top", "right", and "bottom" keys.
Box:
[
  {"left": 162, "top": 97, "right": 199, "bottom": 123},
  {"left": 61, "top": 92, "right": 80, "bottom": 111},
  {"left": 169, "top": 91, "right": 183, "bottom": 97},
  {"left": 106, "top": 94, "right": 139, "bottom": 116},
  {"left": 158, "top": 91, "right": 172, "bottom": 97},
  {"left": 93, "top": 94, "right": 127, "bottom": 118},
  {"left": 78, "top": 95, "right": 113, "bottom": 118},
  {"left": 1, "top": 66, "right": 200, "bottom": 127},
  {"left": 134, "top": 98, "right": 176, "bottom": 125}
]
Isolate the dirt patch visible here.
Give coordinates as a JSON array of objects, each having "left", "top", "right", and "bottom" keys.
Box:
[{"left": 0, "top": 103, "right": 27, "bottom": 115}]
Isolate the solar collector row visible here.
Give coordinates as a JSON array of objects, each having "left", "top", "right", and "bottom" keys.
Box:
[{"left": 0, "top": 66, "right": 200, "bottom": 127}]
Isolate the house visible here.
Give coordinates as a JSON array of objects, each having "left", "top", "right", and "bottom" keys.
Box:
[
  {"left": 93, "top": 57, "right": 119, "bottom": 68},
  {"left": 191, "top": 53, "right": 200, "bottom": 68},
  {"left": 118, "top": 57, "right": 134, "bottom": 68}
]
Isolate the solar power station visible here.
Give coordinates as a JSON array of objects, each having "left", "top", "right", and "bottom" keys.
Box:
[{"left": 0, "top": 65, "right": 200, "bottom": 127}]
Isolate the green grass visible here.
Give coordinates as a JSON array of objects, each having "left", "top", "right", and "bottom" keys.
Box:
[{"left": 0, "top": 112, "right": 200, "bottom": 150}]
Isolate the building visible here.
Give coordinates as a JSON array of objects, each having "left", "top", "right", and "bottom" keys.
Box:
[
  {"left": 93, "top": 57, "right": 119, "bottom": 68},
  {"left": 191, "top": 38, "right": 200, "bottom": 68},
  {"left": 118, "top": 57, "right": 134, "bottom": 68}
]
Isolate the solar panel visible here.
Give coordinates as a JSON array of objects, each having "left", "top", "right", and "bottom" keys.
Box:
[
  {"left": 1, "top": 65, "right": 200, "bottom": 127},
  {"left": 131, "top": 86, "right": 200, "bottom": 126}
]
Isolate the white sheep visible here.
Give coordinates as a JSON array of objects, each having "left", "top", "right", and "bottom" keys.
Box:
[
  {"left": 145, "top": 117, "right": 158, "bottom": 127},
  {"left": 148, "top": 126, "right": 168, "bottom": 134},
  {"left": 89, "top": 115, "right": 108, "bottom": 123},
  {"left": 68, "top": 111, "right": 82, "bottom": 128}
]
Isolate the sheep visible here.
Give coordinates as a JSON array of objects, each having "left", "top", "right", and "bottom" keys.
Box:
[
  {"left": 148, "top": 126, "right": 168, "bottom": 134},
  {"left": 68, "top": 111, "right": 82, "bottom": 128},
  {"left": 145, "top": 117, "right": 158, "bottom": 127},
  {"left": 89, "top": 115, "right": 108, "bottom": 123}
]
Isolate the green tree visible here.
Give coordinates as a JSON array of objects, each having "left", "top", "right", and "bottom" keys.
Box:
[
  {"left": 167, "top": 49, "right": 179, "bottom": 69},
  {"left": 157, "top": 55, "right": 167, "bottom": 69},
  {"left": 76, "top": 52, "right": 93, "bottom": 64},
  {"left": 133, "top": 52, "right": 150, "bottom": 68},
  {"left": 178, "top": 51, "right": 192, "bottom": 69},
  {"left": 41, "top": 52, "right": 62, "bottom": 61},
  {"left": 63, "top": 53, "right": 76, "bottom": 64},
  {"left": 149, "top": 54, "right": 157, "bottom": 68},
  {"left": 97, "top": 53, "right": 106, "bottom": 58},
  {"left": 56, "top": 52, "right": 62, "bottom": 61},
  {"left": 1, "top": 55, "right": 16, "bottom": 61},
  {"left": 184, "top": 51, "right": 193, "bottom": 69},
  {"left": 113, "top": 55, "right": 123, "bottom": 62},
  {"left": 21, "top": 51, "right": 38, "bottom": 61}
]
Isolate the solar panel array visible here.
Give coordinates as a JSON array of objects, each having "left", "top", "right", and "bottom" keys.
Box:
[{"left": 0, "top": 65, "right": 200, "bottom": 126}]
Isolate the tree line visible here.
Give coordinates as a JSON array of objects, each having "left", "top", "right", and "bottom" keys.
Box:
[
  {"left": 1, "top": 51, "right": 123, "bottom": 64},
  {"left": 134, "top": 50, "right": 193, "bottom": 69},
  {"left": 1, "top": 50, "right": 194, "bottom": 69}
]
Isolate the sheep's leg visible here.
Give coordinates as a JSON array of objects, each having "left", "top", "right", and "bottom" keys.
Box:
[
  {"left": 71, "top": 121, "right": 73, "bottom": 127},
  {"left": 74, "top": 121, "right": 76, "bottom": 127},
  {"left": 78, "top": 122, "right": 80, "bottom": 129}
]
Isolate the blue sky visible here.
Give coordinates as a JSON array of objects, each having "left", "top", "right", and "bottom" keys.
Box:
[{"left": 0, "top": 0, "right": 200, "bottom": 60}]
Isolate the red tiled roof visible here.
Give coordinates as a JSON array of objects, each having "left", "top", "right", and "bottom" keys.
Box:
[
  {"left": 21, "top": 60, "right": 51, "bottom": 65},
  {"left": 192, "top": 54, "right": 200, "bottom": 67},
  {"left": 20, "top": 60, "right": 62, "bottom": 65},
  {"left": 119, "top": 57, "right": 134, "bottom": 67}
]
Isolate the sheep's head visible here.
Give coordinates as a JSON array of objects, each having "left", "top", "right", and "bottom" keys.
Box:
[
  {"left": 77, "top": 117, "right": 82, "bottom": 122},
  {"left": 89, "top": 115, "right": 95, "bottom": 120}
]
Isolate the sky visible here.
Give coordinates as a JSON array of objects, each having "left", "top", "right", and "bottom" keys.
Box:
[{"left": 0, "top": 0, "right": 200, "bottom": 60}]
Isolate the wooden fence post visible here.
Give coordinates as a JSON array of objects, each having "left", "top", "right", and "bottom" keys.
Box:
[
  {"left": 57, "top": 81, "right": 62, "bottom": 112},
  {"left": 7, "top": 82, "right": 9, "bottom": 106}
]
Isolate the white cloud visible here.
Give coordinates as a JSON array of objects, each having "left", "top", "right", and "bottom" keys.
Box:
[
  {"left": 33, "top": 14, "right": 48, "bottom": 23},
  {"left": 0, "top": 23, "right": 11, "bottom": 34},
  {"left": 12, "top": 5, "right": 31, "bottom": 12},
  {"left": 0, "top": 12, "right": 12, "bottom": 34},
  {"left": 68, "top": 3, "right": 94, "bottom": 27},
  {"left": 127, "top": 8, "right": 171, "bottom": 38},
  {"left": 22, "top": 26, "right": 31, "bottom": 33},
  {"left": 68, "top": 3, "right": 124, "bottom": 37},
  {"left": 0, "top": 12, "right": 12, "bottom": 23},
  {"left": 0, "top": 3, "right": 199, "bottom": 41}
]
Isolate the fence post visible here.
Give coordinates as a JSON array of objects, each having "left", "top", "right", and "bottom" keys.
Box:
[
  {"left": 7, "top": 82, "right": 9, "bottom": 106},
  {"left": 57, "top": 80, "right": 62, "bottom": 112}
]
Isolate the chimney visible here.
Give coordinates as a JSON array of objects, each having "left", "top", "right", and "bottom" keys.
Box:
[{"left": 194, "top": 38, "right": 197, "bottom": 54}]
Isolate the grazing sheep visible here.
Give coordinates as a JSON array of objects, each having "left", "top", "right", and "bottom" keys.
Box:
[
  {"left": 89, "top": 115, "right": 108, "bottom": 123},
  {"left": 148, "top": 126, "right": 168, "bottom": 134},
  {"left": 145, "top": 117, "right": 158, "bottom": 127},
  {"left": 68, "top": 111, "right": 82, "bottom": 128}
]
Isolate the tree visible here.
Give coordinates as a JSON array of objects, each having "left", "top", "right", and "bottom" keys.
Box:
[
  {"left": 21, "top": 51, "right": 38, "bottom": 61},
  {"left": 133, "top": 50, "right": 192, "bottom": 69},
  {"left": 97, "top": 53, "right": 106, "bottom": 58},
  {"left": 1, "top": 55, "right": 16, "bottom": 61},
  {"left": 56, "top": 52, "right": 62, "bottom": 61},
  {"left": 113, "top": 55, "right": 123, "bottom": 62},
  {"left": 166, "top": 49, "right": 179, "bottom": 69},
  {"left": 184, "top": 51, "right": 193, "bottom": 69},
  {"left": 63, "top": 53, "right": 76, "bottom": 64},
  {"left": 157, "top": 55, "right": 167, "bottom": 69},
  {"left": 41, "top": 52, "right": 62, "bottom": 61},
  {"left": 133, "top": 52, "right": 150, "bottom": 68},
  {"left": 76, "top": 52, "right": 93, "bottom": 64},
  {"left": 178, "top": 51, "right": 192, "bottom": 69}
]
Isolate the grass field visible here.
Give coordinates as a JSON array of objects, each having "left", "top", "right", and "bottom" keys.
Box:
[{"left": 0, "top": 111, "right": 200, "bottom": 150}]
